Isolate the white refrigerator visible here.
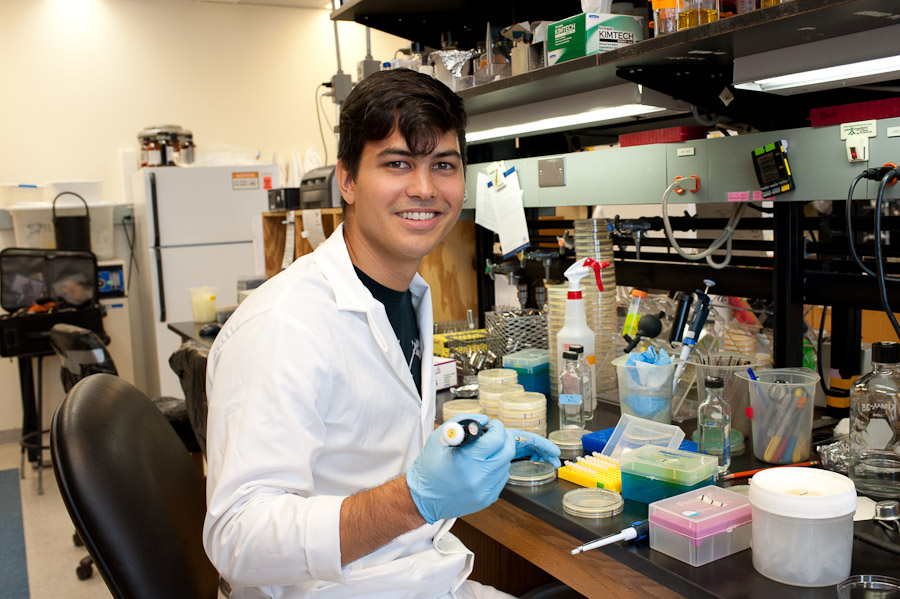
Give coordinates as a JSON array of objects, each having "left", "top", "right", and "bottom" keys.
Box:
[{"left": 130, "top": 165, "right": 277, "bottom": 398}]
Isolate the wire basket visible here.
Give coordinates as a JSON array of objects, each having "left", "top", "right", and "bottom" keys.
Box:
[
  {"left": 445, "top": 330, "right": 506, "bottom": 383},
  {"left": 484, "top": 309, "right": 549, "bottom": 354}
]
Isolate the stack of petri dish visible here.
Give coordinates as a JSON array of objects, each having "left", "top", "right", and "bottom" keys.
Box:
[
  {"left": 442, "top": 399, "right": 484, "bottom": 423},
  {"left": 572, "top": 219, "right": 619, "bottom": 404},
  {"left": 478, "top": 368, "right": 522, "bottom": 418},
  {"left": 499, "top": 391, "right": 547, "bottom": 437}
]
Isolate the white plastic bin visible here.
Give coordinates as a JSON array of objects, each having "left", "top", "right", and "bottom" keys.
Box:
[
  {"left": 7, "top": 201, "right": 116, "bottom": 259},
  {"left": 45, "top": 180, "right": 103, "bottom": 205},
  {"left": 749, "top": 467, "right": 856, "bottom": 587},
  {"left": 0, "top": 184, "right": 46, "bottom": 207}
]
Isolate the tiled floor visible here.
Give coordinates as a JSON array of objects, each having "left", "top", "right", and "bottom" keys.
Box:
[{"left": 1, "top": 441, "right": 112, "bottom": 599}]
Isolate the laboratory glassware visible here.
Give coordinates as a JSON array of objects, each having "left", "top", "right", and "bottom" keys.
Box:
[
  {"left": 698, "top": 376, "right": 731, "bottom": 474},
  {"left": 850, "top": 341, "right": 900, "bottom": 498},
  {"left": 558, "top": 351, "right": 586, "bottom": 430}
]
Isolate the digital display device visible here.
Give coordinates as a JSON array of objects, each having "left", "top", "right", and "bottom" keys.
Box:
[{"left": 751, "top": 141, "right": 795, "bottom": 198}]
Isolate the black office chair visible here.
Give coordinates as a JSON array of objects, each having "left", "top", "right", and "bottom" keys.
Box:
[
  {"left": 49, "top": 323, "right": 200, "bottom": 452},
  {"left": 49, "top": 323, "right": 201, "bottom": 580},
  {"left": 50, "top": 373, "right": 220, "bottom": 599},
  {"left": 169, "top": 340, "right": 211, "bottom": 457}
]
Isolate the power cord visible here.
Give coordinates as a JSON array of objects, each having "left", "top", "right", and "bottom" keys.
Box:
[
  {"left": 874, "top": 169, "right": 900, "bottom": 339},
  {"left": 661, "top": 177, "right": 748, "bottom": 269},
  {"left": 845, "top": 169, "right": 900, "bottom": 282},
  {"left": 315, "top": 84, "right": 331, "bottom": 166}
]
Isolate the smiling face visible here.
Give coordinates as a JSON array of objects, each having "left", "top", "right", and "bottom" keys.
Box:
[{"left": 338, "top": 126, "right": 465, "bottom": 291}]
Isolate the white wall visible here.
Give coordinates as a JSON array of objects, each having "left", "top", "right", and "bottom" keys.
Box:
[{"left": 0, "top": 0, "right": 409, "bottom": 435}]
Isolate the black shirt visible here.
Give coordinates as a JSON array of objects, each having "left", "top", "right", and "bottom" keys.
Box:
[{"left": 354, "top": 267, "right": 422, "bottom": 396}]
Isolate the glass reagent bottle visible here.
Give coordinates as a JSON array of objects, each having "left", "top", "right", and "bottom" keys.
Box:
[
  {"left": 558, "top": 351, "right": 585, "bottom": 430},
  {"left": 698, "top": 375, "right": 731, "bottom": 475},
  {"left": 850, "top": 341, "right": 900, "bottom": 499}
]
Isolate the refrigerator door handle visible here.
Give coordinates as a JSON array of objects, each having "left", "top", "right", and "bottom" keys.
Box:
[{"left": 149, "top": 173, "right": 167, "bottom": 322}]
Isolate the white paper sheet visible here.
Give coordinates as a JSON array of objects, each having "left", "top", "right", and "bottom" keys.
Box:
[
  {"left": 490, "top": 166, "right": 530, "bottom": 258},
  {"left": 474, "top": 171, "right": 498, "bottom": 231},
  {"left": 301, "top": 209, "right": 326, "bottom": 249}
]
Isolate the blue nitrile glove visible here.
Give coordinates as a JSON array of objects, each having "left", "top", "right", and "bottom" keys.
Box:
[
  {"left": 406, "top": 414, "right": 516, "bottom": 524},
  {"left": 507, "top": 429, "right": 562, "bottom": 468}
]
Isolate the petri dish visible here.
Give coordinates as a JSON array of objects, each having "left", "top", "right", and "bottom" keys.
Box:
[
  {"left": 478, "top": 368, "right": 518, "bottom": 387},
  {"left": 691, "top": 428, "right": 746, "bottom": 456},
  {"left": 549, "top": 428, "right": 587, "bottom": 460},
  {"left": 508, "top": 460, "right": 558, "bottom": 487},
  {"left": 837, "top": 575, "right": 900, "bottom": 599},
  {"left": 442, "top": 399, "right": 484, "bottom": 421},
  {"left": 563, "top": 488, "right": 624, "bottom": 519}
]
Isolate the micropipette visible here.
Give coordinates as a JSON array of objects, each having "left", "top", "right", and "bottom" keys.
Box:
[
  {"left": 671, "top": 288, "right": 712, "bottom": 394},
  {"left": 440, "top": 419, "right": 526, "bottom": 447},
  {"left": 571, "top": 520, "right": 650, "bottom": 554}
]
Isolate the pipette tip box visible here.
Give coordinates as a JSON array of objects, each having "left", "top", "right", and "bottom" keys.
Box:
[
  {"left": 619, "top": 445, "right": 718, "bottom": 504},
  {"left": 649, "top": 485, "right": 752, "bottom": 566}
]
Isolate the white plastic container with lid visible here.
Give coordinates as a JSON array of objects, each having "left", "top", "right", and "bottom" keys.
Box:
[
  {"left": 749, "top": 467, "right": 857, "bottom": 587},
  {"left": 0, "top": 184, "right": 45, "bottom": 207},
  {"left": 7, "top": 200, "right": 117, "bottom": 259},
  {"left": 649, "top": 485, "right": 751, "bottom": 566}
]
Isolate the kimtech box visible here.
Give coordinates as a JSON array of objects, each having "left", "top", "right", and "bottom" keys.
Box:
[{"left": 547, "top": 13, "right": 643, "bottom": 66}]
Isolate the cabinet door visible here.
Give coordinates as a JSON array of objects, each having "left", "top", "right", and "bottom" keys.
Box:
[{"left": 539, "top": 145, "right": 668, "bottom": 207}]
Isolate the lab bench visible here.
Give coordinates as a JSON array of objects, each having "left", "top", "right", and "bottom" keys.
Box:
[{"left": 447, "top": 398, "right": 899, "bottom": 599}]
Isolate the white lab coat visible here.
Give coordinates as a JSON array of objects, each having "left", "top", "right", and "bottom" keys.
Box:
[{"left": 203, "top": 225, "right": 479, "bottom": 599}]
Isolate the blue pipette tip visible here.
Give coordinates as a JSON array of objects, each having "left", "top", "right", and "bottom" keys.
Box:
[{"left": 747, "top": 367, "right": 758, "bottom": 381}]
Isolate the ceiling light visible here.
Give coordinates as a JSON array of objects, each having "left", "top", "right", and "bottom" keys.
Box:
[
  {"left": 465, "top": 83, "right": 687, "bottom": 143},
  {"left": 734, "top": 23, "right": 900, "bottom": 96},
  {"left": 466, "top": 105, "right": 667, "bottom": 143}
]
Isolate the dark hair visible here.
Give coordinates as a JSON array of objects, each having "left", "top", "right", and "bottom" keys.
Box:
[{"left": 337, "top": 69, "right": 468, "bottom": 180}]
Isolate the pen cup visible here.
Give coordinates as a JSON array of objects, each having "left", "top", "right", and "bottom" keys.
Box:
[
  {"left": 189, "top": 286, "right": 217, "bottom": 323},
  {"left": 740, "top": 368, "right": 819, "bottom": 464}
]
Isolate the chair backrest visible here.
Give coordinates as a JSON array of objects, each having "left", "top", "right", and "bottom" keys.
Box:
[
  {"left": 169, "top": 340, "right": 211, "bottom": 457},
  {"left": 49, "top": 323, "right": 117, "bottom": 393},
  {"left": 50, "top": 374, "right": 219, "bottom": 599}
]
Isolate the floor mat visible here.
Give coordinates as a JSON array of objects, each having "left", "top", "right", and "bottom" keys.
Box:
[{"left": 0, "top": 468, "right": 30, "bottom": 598}]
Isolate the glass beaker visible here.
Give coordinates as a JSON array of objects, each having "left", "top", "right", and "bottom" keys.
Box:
[{"left": 677, "top": 0, "right": 719, "bottom": 30}]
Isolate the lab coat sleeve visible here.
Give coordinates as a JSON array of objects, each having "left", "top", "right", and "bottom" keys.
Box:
[{"left": 203, "top": 310, "right": 348, "bottom": 587}]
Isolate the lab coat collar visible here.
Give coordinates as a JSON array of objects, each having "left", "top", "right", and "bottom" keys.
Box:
[{"left": 314, "top": 224, "right": 434, "bottom": 408}]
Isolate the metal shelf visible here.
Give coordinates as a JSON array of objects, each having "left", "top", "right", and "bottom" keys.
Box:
[{"left": 334, "top": 0, "right": 900, "bottom": 130}]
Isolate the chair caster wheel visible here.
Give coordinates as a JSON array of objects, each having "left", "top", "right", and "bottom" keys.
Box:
[
  {"left": 73, "top": 532, "right": 84, "bottom": 547},
  {"left": 76, "top": 557, "right": 93, "bottom": 580}
]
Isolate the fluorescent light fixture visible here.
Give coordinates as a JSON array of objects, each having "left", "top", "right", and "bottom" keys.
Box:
[
  {"left": 466, "top": 104, "right": 667, "bottom": 143},
  {"left": 734, "top": 24, "right": 900, "bottom": 96},
  {"left": 465, "top": 83, "right": 687, "bottom": 143}
]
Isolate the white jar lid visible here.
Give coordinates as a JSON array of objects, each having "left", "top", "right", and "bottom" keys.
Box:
[{"left": 749, "top": 467, "right": 857, "bottom": 519}]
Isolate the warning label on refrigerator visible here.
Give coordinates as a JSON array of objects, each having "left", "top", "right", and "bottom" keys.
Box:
[{"left": 232, "top": 172, "right": 260, "bottom": 190}]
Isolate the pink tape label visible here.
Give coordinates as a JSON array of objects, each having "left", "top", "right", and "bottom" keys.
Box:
[{"left": 728, "top": 191, "right": 764, "bottom": 202}]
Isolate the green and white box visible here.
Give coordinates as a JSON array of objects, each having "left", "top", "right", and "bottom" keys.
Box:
[{"left": 547, "top": 13, "right": 643, "bottom": 66}]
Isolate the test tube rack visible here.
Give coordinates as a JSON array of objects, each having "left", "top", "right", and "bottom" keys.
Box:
[{"left": 558, "top": 453, "right": 622, "bottom": 492}]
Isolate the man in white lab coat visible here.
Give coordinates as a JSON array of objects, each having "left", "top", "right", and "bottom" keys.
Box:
[{"left": 203, "top": 69, "right": 560, "bottom": 599}]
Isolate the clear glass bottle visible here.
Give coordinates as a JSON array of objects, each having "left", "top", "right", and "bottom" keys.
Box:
[
  {"left": 568, "top": 344, "right": 594, "bottom": 422},
  {"left": 850, "top": 341, "right": 900, "bottom": 499},
  {"left": 558, "top": 351, "right": 585, "bottom": 430},
  {"left": 698, "top": 375, "right": 731, "bottom": 475}
]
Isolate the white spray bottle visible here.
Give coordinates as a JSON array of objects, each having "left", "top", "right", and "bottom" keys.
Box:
[{"left": 557, "top": 258, "right": 609, "bottom": 416}]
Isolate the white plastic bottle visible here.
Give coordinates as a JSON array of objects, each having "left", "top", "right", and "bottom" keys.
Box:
[{"left": 556, "top": 258, "right": 607, "bottom": 410}]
